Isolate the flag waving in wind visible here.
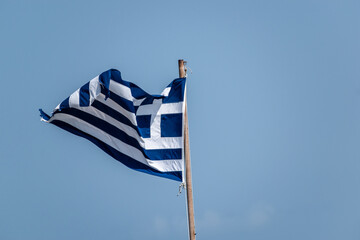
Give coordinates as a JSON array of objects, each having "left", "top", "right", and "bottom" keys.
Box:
[{"left": 40, "top": 69, "right": 186, "bottom": 181}]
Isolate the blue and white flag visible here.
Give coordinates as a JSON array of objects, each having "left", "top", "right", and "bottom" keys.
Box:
[{"left": 40, "top": 69, "right": 186, "bottom": 181}]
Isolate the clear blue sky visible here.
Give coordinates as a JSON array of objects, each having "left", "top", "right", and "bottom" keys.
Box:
[{"left": 1, "top": 0, "right": 359, "bottom": 239}]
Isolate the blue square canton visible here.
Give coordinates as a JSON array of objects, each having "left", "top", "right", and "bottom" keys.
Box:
[{"left": 161, "top": 113, "right": 183, "bottom": 137}]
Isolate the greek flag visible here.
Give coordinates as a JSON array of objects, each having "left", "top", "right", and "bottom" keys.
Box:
[{"left": 40, "top": 69, "right": 186, "bottom": 181}]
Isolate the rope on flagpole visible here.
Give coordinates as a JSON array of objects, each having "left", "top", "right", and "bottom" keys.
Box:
[{"left": 177, "top": 182, "right": 186, "bottom": 196}]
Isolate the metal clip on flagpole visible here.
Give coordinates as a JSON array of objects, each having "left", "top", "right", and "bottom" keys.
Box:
[
  {"left": 178, "top": 59, "right": 196, "bottom": 240},
  {"left": 183, "top": 61, "right": 188, "bottom": 77}
]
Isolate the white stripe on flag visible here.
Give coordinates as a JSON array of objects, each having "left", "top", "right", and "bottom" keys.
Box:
[
  {"left": 89, "top": 77, "right": 101, "bottom": 104},
  {"left": 136, "top": 102, "right": 183, "bottom": 115},
  {"left": 109, "top": 80, "right": 134, "bottom": 101},
  {"left": 69, "top": 89, "right": 80, "bottom": 107}
]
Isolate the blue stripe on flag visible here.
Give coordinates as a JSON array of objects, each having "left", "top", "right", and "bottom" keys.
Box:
[
  {"left": 98, "top": 69, "right": 114, "bottom": 99},
  {"left": 59, "top": 97, "right": 70, "bottom": 110},
  {"left": 129, "top": 83, "right": 149, "bottom": 99},
  {"left": 144, "top": 148, "right": 182, "bottom": 160},
  {"left": 79, "top": 82, "right": 90, "bottom": 106}
]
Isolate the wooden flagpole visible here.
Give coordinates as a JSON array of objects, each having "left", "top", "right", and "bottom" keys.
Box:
[{"left": 178, "top": 59, "right": 196, "bottom": 240}]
